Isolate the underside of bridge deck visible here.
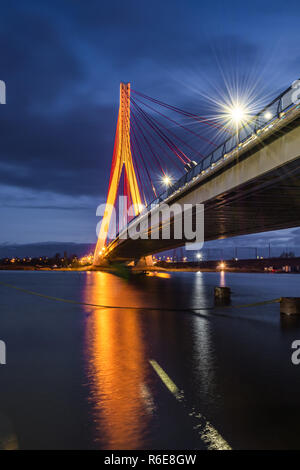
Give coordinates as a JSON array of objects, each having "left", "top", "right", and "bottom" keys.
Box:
[{"left": 105, "top": 155, "right": 300, "bottom": 262}]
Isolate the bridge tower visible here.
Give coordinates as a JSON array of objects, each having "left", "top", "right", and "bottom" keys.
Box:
[{"left": 94, "top": 83, "right": 143, "bottom": 265}]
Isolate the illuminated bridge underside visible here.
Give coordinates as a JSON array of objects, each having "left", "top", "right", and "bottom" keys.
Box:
[{"left": 105, "top": 114, "right": 300, "bottom": 262}]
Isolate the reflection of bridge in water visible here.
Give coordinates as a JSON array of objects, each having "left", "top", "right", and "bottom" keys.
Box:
[
  {"left": 83, "top": 272, "right": 150, "bottom": 449},
  {"left": 94, "top": 82, "right": 300, "bottom": 265}
]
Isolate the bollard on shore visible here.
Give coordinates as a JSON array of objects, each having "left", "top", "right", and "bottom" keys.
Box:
[
  {"left": 280, "top": 297, "right": 300, "bottom": 315},
  {"left": 214, "top": 286, "right": 231, "bottom": 304}
]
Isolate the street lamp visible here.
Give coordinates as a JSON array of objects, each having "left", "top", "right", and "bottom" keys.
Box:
[
  {"left": 229, "top": 105, "right": 246, "bottom": 124},
  {"left": 222, "top": 99, "right": 250, "bottom": 129},
  {"left": 264, "top": 111, "right": 272, "bottom": 120},
  {"left": 225, "top": 102, "right": 250, "bottom": 148},
  {"left": 162, "top": 175, "right": 172, "bottom": 187}
]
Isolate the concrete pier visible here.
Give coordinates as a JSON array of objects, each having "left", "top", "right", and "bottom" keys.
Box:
[
  {"left": 135, "top": 256, "right": 154, "bottom": 268},
  {"left": 214, "top": 286, "right": 231, "bottom": 304},
  {"left": 280, "top": 297, "right": 300, "bottom": 315}
]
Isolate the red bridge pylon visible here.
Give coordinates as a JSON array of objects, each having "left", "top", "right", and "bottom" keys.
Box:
[{"left": 94, "top": 83, "right": 142, "bottom": 265}]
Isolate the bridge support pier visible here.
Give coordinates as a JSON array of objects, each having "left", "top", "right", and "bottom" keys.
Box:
[
  {"left": 93, "top": 258, "right": 111, "bottom": 268},
  {"left": 135, "top": 256, "right": 154, "bottom": 268},
  {"left": 280, "top": 298, "right": 300, "bottom": 315},
  {"left": 214, "top": 286, "right": 231, "bottom": 304}
]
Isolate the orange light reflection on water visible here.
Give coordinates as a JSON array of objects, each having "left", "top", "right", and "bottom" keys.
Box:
[
  {"left": 146, "top": 271, "right": 171, "bottom": 279},
  {"left": 83, "top": 272, "right": 151, "bottom": 449},
  {"left": 220, "top": 270, "right": 226, "bottom": 287}
]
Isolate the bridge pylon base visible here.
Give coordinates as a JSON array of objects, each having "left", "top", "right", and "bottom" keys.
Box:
[
  {"left": 135, "top": 255, "right": 154, "bottom": 268},
  {"left": 93, "top": 258, "right": 111, "bottom": 267}
]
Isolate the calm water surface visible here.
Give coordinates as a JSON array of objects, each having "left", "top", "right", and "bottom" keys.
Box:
[{"left": 0, "top": 270, "right": 300, "bottom": 449}]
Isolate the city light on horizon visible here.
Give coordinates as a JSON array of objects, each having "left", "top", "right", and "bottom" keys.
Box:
[{"left": 218, "top": 261, "right": 226, "bottom": 270}]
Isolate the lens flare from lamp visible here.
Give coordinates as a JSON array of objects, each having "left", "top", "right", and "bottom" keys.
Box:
[
  {"left": 162, "top": 175, "right": 172, "bottom": 187},
  {"left": 230, "top": 106, "right": 245, "bottom": 123},
  {"left": 221, "top": 99, "right": 251, "bottom": 129},
  {"left": 264, "top": 111, "right": 272, "bottom": 120}
]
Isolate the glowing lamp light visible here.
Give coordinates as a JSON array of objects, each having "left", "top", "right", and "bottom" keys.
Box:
[
  {"left": 196, "top": 253, "right": 202, "bottom": 259},
  {"left": 264, "top": 111, "right": 272, "bottom": 120},
  {"left": 218, "top": 261, "right": 226, "bottom": 270},
  {"left": 162, "top": 175, "right": 172, "bottom": 187},
  {"left": 222, "top": 99, "right": 250, "bottom": 127},
  {"left": 230, "top": 106, "right": 245, "bottom": 123}
]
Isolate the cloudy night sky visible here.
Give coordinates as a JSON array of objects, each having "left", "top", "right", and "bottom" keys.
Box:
[{"left": 1, "top": 0, "right": 300, "bottom": 253}]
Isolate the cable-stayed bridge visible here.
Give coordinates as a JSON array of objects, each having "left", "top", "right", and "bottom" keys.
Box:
[{"left": 94, "top": 82, "right": 300, "bottom": 265}]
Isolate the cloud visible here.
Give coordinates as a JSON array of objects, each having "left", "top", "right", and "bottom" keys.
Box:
[
  {"left": 205, "top": 228, "right": 300, "bottom": 249},
  {"left": 0, "top": 0, "right": 299, "bottom": 243}
]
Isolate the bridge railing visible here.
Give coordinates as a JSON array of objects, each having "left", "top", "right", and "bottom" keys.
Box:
[
  {"left": 115, "top": 83, "right": 299, "bottom": 241},
  {"left": 148, "top": 83, "right": 297, "bottom": 205}
]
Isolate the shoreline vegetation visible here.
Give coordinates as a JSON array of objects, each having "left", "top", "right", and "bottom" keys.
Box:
[{"left": 1, "top": 255, "right": 299, "bottom": 274}]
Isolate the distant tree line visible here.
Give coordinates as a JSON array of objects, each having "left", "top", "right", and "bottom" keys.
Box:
[{"left": 0, "top": 251, "right": 83, "bottom": 268}]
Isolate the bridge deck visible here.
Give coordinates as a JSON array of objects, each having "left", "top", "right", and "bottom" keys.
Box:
[{"left": 98, "top": 88, "right": 300, "bottom": 263}]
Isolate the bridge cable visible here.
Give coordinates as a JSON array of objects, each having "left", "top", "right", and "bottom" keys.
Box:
[
  {"left": 131, "top": 107, "right": 183, "bottom": 175},
  {"left": 132, "top": 95, "right": 217, "bottom": 150},
  {"left": 131, "top": 89, "right": 231, "bottom": 133},
  {"left": 131, "top": 99, "right": 191, "bottom": 164}
]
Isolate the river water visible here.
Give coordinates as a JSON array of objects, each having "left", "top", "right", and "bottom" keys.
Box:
[{"left": 0, "top": 270, "right": 300, "bottom": 450}]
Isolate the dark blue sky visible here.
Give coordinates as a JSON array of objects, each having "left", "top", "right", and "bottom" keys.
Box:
[{"left": 0, "top": 0, "right": 300, "bottom": 247}]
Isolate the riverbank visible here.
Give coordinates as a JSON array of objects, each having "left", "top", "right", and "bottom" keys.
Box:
[
  {"left": 1, "top": 256, "right": 299, "bottom": 274},
  {"left": 0, "top": 264, "right": 299, "bottom": 274}
]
